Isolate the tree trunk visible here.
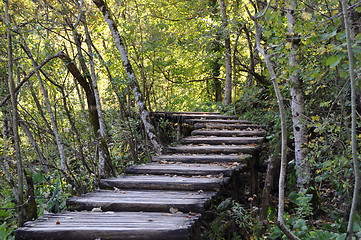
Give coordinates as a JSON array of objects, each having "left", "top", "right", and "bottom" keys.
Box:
[
  {"left": 287, "top": 0, "right": 310, "bottom": 191},
  {"left": 92, "top": 0, "right": 163, "bottom": 155},
  {"left": 5, "top": 0, "right": 24, "bottom": 227},
  {"left": 218, "top": 0, "right": 232, "bottom": 105},
  {"left": 83, "top": 17, "right": 115, "bottom": 178},
  {"left": 341, "top": 0, "right": 360, "bottom": 238},
  {"left": 247, "top": 2, "right": 300, "bottom": 239},
  {"left": 71, "top": 30, "right": 100, "bottom": 134},
  {"left": 19, "top": 120, "right": 49, "bottom": 173},
  {"left": 24, "top": 169, "right": 37, "bottom": 222},
  {"left": 19, "top": 39, "right": 68, "bottom": 173}
]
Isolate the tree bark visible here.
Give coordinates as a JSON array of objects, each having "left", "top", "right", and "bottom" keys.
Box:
[
  {"left": 19, "top": 120, "right": 49, "bottom": 173},
  {"left": 218, "top": 0, "right": 232, "bottom": 105},
  {"left": 19, "top": 40, "right": 68, "bottom": 173},
  {"left": 92, "top": 0, "right": 163, "bottom": 155},
  {"left": 65, "top": 28, "right": 101, "bottom": 134},
  {"left": 342, "top": 0, "right": 360, "bottom": 239},
  {"left": 4, "top": 0, "right": 24, "bottom": 227},
  {"left": 247, "top": 2, "right": 300, "bottom": 239},
  {"left": 287, "top": 0, "right": 310, "bottom": 191},
  {"left": 24, "top": 169, "right": 37, "bottom": 222},
  {"left": 83, "top": 17, "right": 115, "bottom": 178}
]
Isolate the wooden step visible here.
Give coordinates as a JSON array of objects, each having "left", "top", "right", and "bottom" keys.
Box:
[
  {"left": 152, "top": 154, "right": 251, "bottom": 163},
  {"left": 191, "top": 129, "right": 267, "bottom": 137},
  {"left": 185, "top": 119, "right": 251, "bottom": 124},
  {"left": 100, "top": 175, "right": 229, "bottom": 191},
  {"left": 194, "top": 123, "right": 266, "bottom": 130},
  {"left": 174, "top": 114, "right": 238, "bottom": 120},
  {"left": 181, "top": 136, "right": 264, "bottom": 145},
  {"left": 167, "top": 145, "right": 259, "bottom": 154},
  {"left": 126, "top": 163, "right": 238, "bottom": 176},
  {"left": 16, "top": 211, "right": 200, "bottom": 240},
  {"left": 67, "top": 190, "right": 216, "bottom": 213},
  {"left": 154, "top": 111, "right": 221, "bottom": 115}
]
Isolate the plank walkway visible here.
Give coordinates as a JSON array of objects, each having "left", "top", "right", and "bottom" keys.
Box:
[{"left": 16, "top": 112, "right": 265, "bottom": 240}]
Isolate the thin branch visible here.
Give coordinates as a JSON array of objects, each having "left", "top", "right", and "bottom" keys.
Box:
[{"left": 0, "top": 52, "right": 63, "bottom": 107}]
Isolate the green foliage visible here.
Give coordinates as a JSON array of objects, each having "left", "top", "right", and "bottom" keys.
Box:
[{"left": 0, "top": 188, "right": 16, "bottom": 240}]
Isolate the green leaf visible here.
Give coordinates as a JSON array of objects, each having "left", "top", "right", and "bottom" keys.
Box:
[
  {"left": 326, "top": 55, "right": 341, "bottom": 68},
  {"left": 217, "top": 198, "right": 231, "bottom": 210}
]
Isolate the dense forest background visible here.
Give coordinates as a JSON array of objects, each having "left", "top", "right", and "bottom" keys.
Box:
[{"left": 0, "top": 0, "right": 360, "bottom": 239}]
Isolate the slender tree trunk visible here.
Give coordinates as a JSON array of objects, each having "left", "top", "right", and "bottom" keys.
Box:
[
  {"left": 247, "top": 2, "right": 300, "bottom": 239},
  {"left": 60, "top": 89, "right": 92, "bottom": 175},
  {"left": 218, "top": 0, "right": 232, "bottom": 105},
  {"left": 4, "top": 0, "right": 24, "bottom": 226},
  {"left": 28, "top": 80, "right": 52, "bottom": 133},
  {"left": 24, "top": 169, "right": 37, "bottom": 221},
  {"left": 342, "top": 0, "right": 360, "bottom": 238},
  {"left": 91, "top": 42, "right": 140, "bottom": 163},
  {"left": 83, "top": 18, "right": 114, "bottom": 178},
  {"left": 19, "top": 120, "right": 49, "bottom": 173},
  {"left": 71, "top": 30, "right": 100, "bottom": 134},
  {"left": 92, "top": 0, "right": 163, "bottom": 155},
  {"left": 287, "top": 0, "right": 310, "bottom": 191},
  {"left": 19, "top": 40, "right": 68, "bottom": 173}
]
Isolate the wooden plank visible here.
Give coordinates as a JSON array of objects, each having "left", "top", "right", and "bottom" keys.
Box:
[
  {"left": 100, "top": 175, "right": 229, "bottom": 191},
  {"left": 16, "top": 211, "right": 200, "bottom": 240},
  {"left": 181, "top": 136, "right": 264, "bottom": 145},
  {"left": 152, "top": 154, "right": 251, "bottom": 163},
  {"left": 167, "top": 145, "right": 259, "bottom": 154},
  {"left": 185, "top": 119, "right": 251, "bottom": 124},
  {"left": 191, "top": 129, "right": 267, "bottom": 137},
  {"left": 165, "top": 114, "right": 238, "bottom": 120},
  {"left": 194, "top": 123, "right": 266, "bottom": 130},
  {"left": 67, "top": 190, "right": 216, "bottom": 213},
  {"left": 153, "top": 111, "right": 221, "bottom": 115},
  {"left": 126, "top": 163, "right": 238, "bottom": 176}
]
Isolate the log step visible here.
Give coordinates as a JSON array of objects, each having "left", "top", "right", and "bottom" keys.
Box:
[
  {"left": 191, "top": 129, "right": 267, "bottom": 137},
  {"left": 16, "top": 211, "right": 200, "bottom": 240},
  {"left": 185, "top": 119, "right": 252, "bottom": 124},
  {"left": 67, "top": 189, "right": 216, "bottom": 213},
  {"left": 152, "top": 154, "right": 251, "bottom": 163},
  {"left": 167, "top": 145, "right": 259, "bottom": 154},
  {"left": 126, "top": 163, "right": 239, "bottom": 176},
  {"left": 100, "top": 175, "right": 229, "bottom": 191},
  {"left": 181, "top": 136, "right": 264, "bottom": 145},
  {"left": 153, "top": 111, "right": 221, "bottom": 115},
  {"left": 172, "top": 114, "right": 238, "bottom": 120},
  {"left": 194, "top": 123, "right": 266, "bottom": 130}
]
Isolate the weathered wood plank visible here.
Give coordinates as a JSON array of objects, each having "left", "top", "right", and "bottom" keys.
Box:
[
  {"left": 170, "top": 114, "right": 238, "bottom": 120},
  {"left": 67, "top": 190, "right": 216, "bottom": 213},
  {"left": 185, "top": 119, "right": 251, "bottom": 124},
  {"left": 152, "top": 154, "right": 251, "bottom": 163},
  {"left": 191, "top": 129, "right": 267, "bottom": 137},
  {"left": 126, "top": 163, "right": 238, "bottom": 176},
  {"left": 194, "top": 123, "right": 266, "bottom": 130},
  {"left": 181, "top": 136, "right": 264, "bottom": 145},
  {"left": 16, "top": 211, "right": 200, "bottom": 240},
  {"left": 100, "top": 175, "right": 229, "bottom": 191},
  {"left": 167, "top": 145, "right": 259, "bottom": 154},
  {"left": 152, "top": 111, "right": 221, "bottom": 115}
]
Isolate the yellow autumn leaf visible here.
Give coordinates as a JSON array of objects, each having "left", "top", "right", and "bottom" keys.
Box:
[
  {"left": 301, "top": 12, "right": 312, "bottom": 21},
  {"left": 311, "top": 115, "right": 320, "bottom": 121},
  {"left": 285, "top": 42, "right": 292, "bottom": 49},
  {"left": 318, "top": 46, "right": 327, "bottom": 54}
]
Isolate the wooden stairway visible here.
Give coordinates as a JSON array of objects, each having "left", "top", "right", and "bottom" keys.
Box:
[{"left": 16, "top": 112, "right": 265, "bottom": 240}]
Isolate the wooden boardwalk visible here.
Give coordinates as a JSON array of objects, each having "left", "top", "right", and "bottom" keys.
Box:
[{"left": 16, "top": 112, "right": 265, "bottom": 240}]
